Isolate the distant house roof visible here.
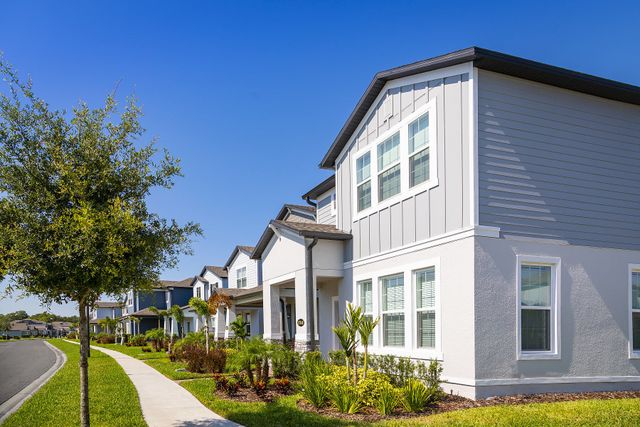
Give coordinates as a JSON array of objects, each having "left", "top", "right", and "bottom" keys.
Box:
[
  {"left": 190, "top": 275, "right": 208, "bottom": 286},
  {"left": 94, "top": 301, "right": 123, "bottom": 308},
  {"left": 275, "top": 204, "right": 316, "bottom": 222},
  {"left": 224, "top": 245, "right": 256, "bottom": 269},
  {"left": 128, "top": 308, "right": 160, "bottom": 317},
  {"left": 319, "top": 46, "right": 640, "bottom": 169},
  {"left": 8, "top": 321, "right": 29, "bottom": 331},
  {"left": 157, "top": 277, "right": 194, "bottom": 289},
  {"left": 251, "top": 220, "right": 352, "bottom": 259},
  {"left": 202, "top": 265, "right": 228, "bottom": 278},
  {"left": 301, "top": 176, "right": 335, "bottom": 201}
]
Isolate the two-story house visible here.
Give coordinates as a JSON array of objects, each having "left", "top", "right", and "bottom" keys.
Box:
[
  {"left": 89, "top": 301, "right": 123, "bottom": 333},
  {"left": 121, "top": 278, "right": 193, "bottom": 335},
  {"left": 253, "top": 46, "right": 640, "bottom": 400},
  {"left": 179, "top": 265, "right": 228, "bottom": 337}
]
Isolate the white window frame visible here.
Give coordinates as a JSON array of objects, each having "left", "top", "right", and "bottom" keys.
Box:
[
  {"left": 357, "top": 279, "right": 374, "bottom": 345},
  {"left": 196, "top": 287, "right": 201, "bottom": 299},
  {"left": 376, "top": 132, "right": 402, "bottom": 203},
  {"left": 380, "top": 272, "right": 405, "bottom": 348},
  {"left": 236, "top": 266, "right": 247, "bottom": 288},
  {"left": 355, "top": 152, "right": 372, "bottom": 212},
  {"left": 408, "top": 113, "right": 431, "bottom": 188},
  {"left": 412, "top": 265, "right": 441, "bottom": 355},
  {"left": 516, "top": 255, "right": 561, "bottom": 360},
  {"left": 351, "top": 99, "right": 438, "bottom": 221},
  {"left": 628, "top": 264, "right": 640, "bottom": 359}
]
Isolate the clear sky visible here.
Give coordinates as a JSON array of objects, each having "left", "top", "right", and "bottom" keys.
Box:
[{"left": 1, "top": 0, "right": 639, "bottom": 316}]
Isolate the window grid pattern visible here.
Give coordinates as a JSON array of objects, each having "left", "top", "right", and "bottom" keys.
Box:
[
  {"left": 381, "top": 273, "right": 404, "bottom": 347},
  {"left": 237, "top": 267, "right": 247, "bottom": 288},
  {"left": 377, "top": 133, "right": 401, "bottom": 202},
  {"left": 520, "top": 264, "right": 552, "bottom": 352},
  {"left": 356, "top": 152, "right": 371, "bottom": 212},
  {"left": 415, "top": 267, "right": 436, "bottom": 348},
  {"left": 408, "top": 113, "right": 430, "bottom": 187}
]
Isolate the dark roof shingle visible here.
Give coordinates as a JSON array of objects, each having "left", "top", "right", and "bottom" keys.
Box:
[{"left": 203, "top": 265, "right": 228, "bottom": 278}]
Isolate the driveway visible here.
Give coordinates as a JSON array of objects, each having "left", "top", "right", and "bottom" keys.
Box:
[{"left": 0, "top": 339, "right": 57, "bottom": 405}]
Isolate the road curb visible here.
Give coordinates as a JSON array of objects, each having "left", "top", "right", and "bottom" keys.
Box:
[{"left": 0, "top": 340, "right": 67, "bottom": 424}]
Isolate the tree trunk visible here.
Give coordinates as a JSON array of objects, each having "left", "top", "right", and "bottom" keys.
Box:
[
  {"left": 363, "top": 347, "right": 368, "bottom": 380},
  {"left": 204, "top": 319, "right": 209, "bottom": 354},
  {"left": 86, "top": 304, "right": 91, "bottom": 358},
  {"left": 79, "top": 300, "right": 90, "bottom": 427},
  {"left": 352, "top": 351, "right": 358, "bottom": 385}
]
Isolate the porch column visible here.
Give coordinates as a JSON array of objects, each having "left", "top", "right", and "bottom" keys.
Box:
[
  {"left": 294, "top": 269, "right": 317, "bottom": 352},
  {"left": 263, "top": 284, "right": 282, "bottom": 342},
  {"left": 224, "top": 304, "right": 236, "bottom": 339},
  {"left": 213, "top": 311, "right": 225, "bottom": 340}
]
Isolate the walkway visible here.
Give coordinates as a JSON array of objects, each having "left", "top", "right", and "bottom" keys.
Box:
[{"left": 68, "top": 341, "right": 240, "bottom": 427}]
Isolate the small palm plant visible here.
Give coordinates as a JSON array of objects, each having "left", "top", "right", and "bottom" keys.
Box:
[
  {"left": 358, "top": 315, "right": 379, "bottom": 379},
  {"left": 169, "top": 304, "right": 184, "bottom": 338},
  {"left": 343, "top": 303, "right": 363, "bottom": 384},
  {"left": 98, "top": 316, "right": 117, "bottom": 334},
  {"left": 230, "top": 317, "right": 249, "bottom": 341},
  {"left": 332, "top": 324, "right": 355, "bottom": 382},
  {"left": 189, "top": 297, "right": 212, "bottom": 353}
]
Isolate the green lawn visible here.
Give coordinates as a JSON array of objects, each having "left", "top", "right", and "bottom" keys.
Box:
[
  {"left": 91, "top": 342, "right": 167, "bottom": 360},
  {"left": 3, "top": 339, "right": 146, "bottom": 427},
  {"left": 145, "top": 358, "right": 213, "bottom": 380},
  {"left": 181, "top": 378, "right": 640, "bottom": 427}
]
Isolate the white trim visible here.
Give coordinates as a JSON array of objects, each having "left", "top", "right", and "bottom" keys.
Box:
[
  {"left": 263, "top": 271, "right": 297, "bottom": 287},
  {"left": 470, "top": 66, "right": 479, "bottom": 227},
  {"left": 516, "top": 255, "right": 562, "bottom": 360},
  {"left": 628, "top": 264, "right": 640, "bottom": 359},
  {"left": 353, "top": 257, "right": 442, "bottom": 360},
  {"left": 444, "top": 375, "right": 640, "bottom": 387},
  {"left": 346, "top": 225, "right": 500, "bottom": 269},
  {"left": 351, "top": 100, "right": 439, "bottom": 221}
]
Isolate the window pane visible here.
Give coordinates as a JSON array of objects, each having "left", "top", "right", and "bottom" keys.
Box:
[
  {"left": 383, "top": 314, "right": 404, "bottom": 346},
  {"left": 633, "top": 272, "right": 640, "bottom": 310},
  {"left": 378, "top": 164, "right": 401, "bottom": 201},
  {"left": 410, "top": 148, "right": 430, "bottom": 187},
  {"left": 377, "top": 133, "right": 400, "bottom": 170},
  {"left": 359, "top": 280, "right": 373, "bottom": 313},
  {"left": 634, "top": 312, "right": 640, "bottom": 351},
  {"left": 357, "top": 181, "right": 371, "bottom": 211},
  {"left": 409, "top": 113, "right": 429, "bottom": 153},
  {"left": 382, "top": 274, "right": 404, "bottom": 311},
  {"left": 521, "top": 265, "right": 551, "bottom": 307},
  {"left": 356, "top": 152, "right": 370, "bottom": 184},
  {"left": 521, "top": 309, "right": 550, "bottom": 351},
  {"left": 416, "top": 267, "right": 435, "bottom": 309},
  {"left": 417, "top": 311, "right": 435, "bottom": 348}
]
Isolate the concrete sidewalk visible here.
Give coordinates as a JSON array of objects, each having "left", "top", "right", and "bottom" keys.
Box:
[{"left": 66, "top": 341, "right": 240, "bottom": 427}]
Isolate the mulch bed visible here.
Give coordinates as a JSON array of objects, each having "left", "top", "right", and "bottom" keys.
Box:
[
  {"left": 213, "top": 387, "right": 290, "bottom": 404},
  {"left": 296, "top": 390, "right": 640, "bottom": 422}
]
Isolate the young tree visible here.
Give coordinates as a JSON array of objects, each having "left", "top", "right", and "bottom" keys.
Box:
[
  {"left": 230, "top": 317, "right": 249, "bottom": 341},
  {"left": 98, "top": 316, "right": 118, "bottom": 334},
  {"left": 169, "top": 304, "right": 184, "bottom": 339},
  {"left": 0, "top": 59, "right": 201, "bottom": 426},
  {"left": 357, "top": 315, "right": 379, "bottom": 380},
  {"left": 188, "top": 297, "right": 212, "bottom": 353},
  {"left": 207, "top": 292, "right": 231, "bottom": 341},
  {"left": 148, "top": 306, "right": 168, "bottom": 329}
]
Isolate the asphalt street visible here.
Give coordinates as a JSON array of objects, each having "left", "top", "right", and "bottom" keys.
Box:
[{"left": 0, "top": 339, "right": 57, "bottom": 405}]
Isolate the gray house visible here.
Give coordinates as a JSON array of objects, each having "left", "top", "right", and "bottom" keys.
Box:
[{"left": 253, "top": 47, "right": 640, "bottom": 399}]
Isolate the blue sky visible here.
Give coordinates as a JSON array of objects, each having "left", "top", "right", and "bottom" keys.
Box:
[{"left": 1, "top": 0, "right": 639, "bottom": 316}]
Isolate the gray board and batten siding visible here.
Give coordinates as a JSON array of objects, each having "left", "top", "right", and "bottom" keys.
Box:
[
  {"left": 478, "top": 70, "right": 640, "bottom": 251},
  {"left": 336, "top": 72, "right": 471, "bottom": 261}
]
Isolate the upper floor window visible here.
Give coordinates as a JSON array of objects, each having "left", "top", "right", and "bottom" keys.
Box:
[
  {"left": 352, "top": 100, "right": 437, "bottom": 217},
  {"left": 630, "top": 268, "right": 640, "bottom": 357},
  {"left": 196, "top": 287, "right": 201, "bottom": 299},
  {"left": 356, "top": 152, "right": 371, "bottom": 211},
  {"left": 408, "top": 113, "right": 430, "bottom": 187},
  {"left": 517, "top": 256, "right": 560, "bottom": 360},
  {"left": 237, "top": 267, "right": 247, "bottom": 288},
  {"left": 377, "top": 133, "right": 401, "bottom": 202}
]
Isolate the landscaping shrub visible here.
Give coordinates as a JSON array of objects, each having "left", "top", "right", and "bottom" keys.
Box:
[
  {"left": 375, "top": 383, "right": 401, "bottom": 415},
  {"left": 300, "top": 352, "right": 330, "bottom": 408},
  {"left": 145, "top": 328, "right": 166, "bottom": 352},
  {"left": 330, "top": 381, "right": 363, "bottom": 414},
  {"left": 128, "top": 334, "right": 147, "bottom": 347},
  {"left": 402, "top": 379, "right": 437, "bottom": 413},
  {"left": 141, "top": 346, "right": 152, "bottom": 352},
  {"left": 271, "top": 344, "right": 301, "bottom": 379},
  {"left": 182, "top": 343, "right": 207, "bottom": 373},
  {"left": 253, "top": 380, "right": 267, "bottom": 397},
  {"left": 95, "top": 333, "right": 116, "bottom": 344},
  {"left": 225, "top": 378, "right": 239, "bottom": 396},
  {"left": 233, "top": 372, "right": 249, "bottom": 388},
  {"left": 203, "top": 348, "right": 227, "bottom": 374},
  {"left": 272, "top": 378, "right": 292, "bottom": 394},
  {"left": 212, "top": 373, "right": 228, "bottom": 391},
  {"left": 66, "top": 331, "right": 78, "bottom": 339},
  {"left": 328, "top": 350, "right": 347, "bottom": 366}
]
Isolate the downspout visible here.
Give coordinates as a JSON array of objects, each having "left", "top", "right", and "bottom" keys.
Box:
[
  {"left": 305, "top": 237, "right": 319, "bottom": 350},
  {"left": 305, "top": 196, "right": 317, "bottom": 208}
]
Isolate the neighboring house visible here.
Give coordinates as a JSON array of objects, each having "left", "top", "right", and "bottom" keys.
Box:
[
  {"left": 89, "top": 301, "right": 123, "bottom": 334},
  {"left": 8, "top": 319, "right": 50, "bottom": 337},
  {"left": 121, "top": 278, "right": 193, "bottom": 335},
  {"left": 178, "top": 265, "right": 228, "bottom": 337},
  {"left": 262, "top": 46, "right": 640, "bottom": 399},
  {"left": 51, "top": 321, "right": 74, "bottom": 337},
  {"left": 214, "top": 245, "right": 263, "bottom": 339}
]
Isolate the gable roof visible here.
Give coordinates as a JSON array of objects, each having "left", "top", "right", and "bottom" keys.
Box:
[
  {"left": 158, "top": 277, "right": 194, "bottom": 289},
  {"left": 275, "top": 204, "right": 316, "bottom": 222},
  {"left": 201, "top": 265, "right": 228, "bottom": 279},
  {"left": 223, "top": 245, "right": 255, "bottom": 269},
  {"left": 320, "top": 46, "right": 640, "bottom": 169},
  {"left": 93, "top": 301, "right": 123, "bottom": 308},
  {"left": 251, "top": 220, "right": 352, "bottom": 259},
  {"left": 301, "top": 176, "right": 335, "bottom": 201}
]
